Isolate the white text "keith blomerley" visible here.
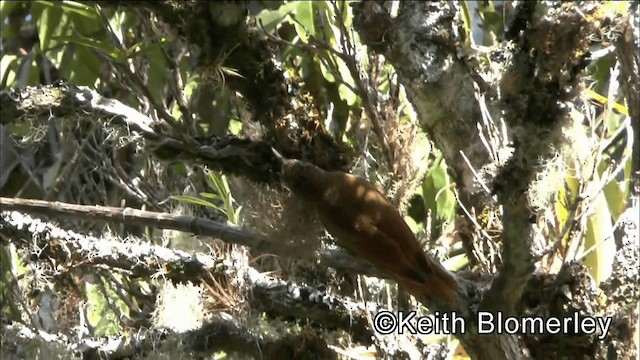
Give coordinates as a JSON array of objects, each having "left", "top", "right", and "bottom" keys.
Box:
[{"left": 373, "top": 311, "right": 612, "bottom": 340}]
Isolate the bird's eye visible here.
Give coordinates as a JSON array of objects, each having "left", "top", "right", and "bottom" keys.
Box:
[
  {"left": 283, "top": 160, "right": 316, "bottom": 191},
  {"left": 295, "top": 174, "right": 308, "bottom": 187}
]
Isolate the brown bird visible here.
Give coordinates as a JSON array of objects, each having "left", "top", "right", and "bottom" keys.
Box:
[{"left": 274, "top": 150, "right": 458, "bottom": 304}]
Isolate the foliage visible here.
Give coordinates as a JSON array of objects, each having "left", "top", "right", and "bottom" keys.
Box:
[
  {"left": 0, "top": 1, "right": 636, "bottom": 358},
  {"left": 171, "top": 170, "right": 242, "bottom": 225}
]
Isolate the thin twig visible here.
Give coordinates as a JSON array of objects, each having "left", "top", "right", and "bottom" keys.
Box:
[
  {"left": 159, "top": 42, "right": 196, "bottom": 136},
  {"left": 44, "top": 129, "right": 95, "bottom": 201},
  {"left": 259, "top": 14, "right": 394, "bottom": 168},
  {"left": 460, "top": 150, "right": 492, "bottom": 195},
  {"left": 94, "top": 5, "right": 184, "bottom": 135}
]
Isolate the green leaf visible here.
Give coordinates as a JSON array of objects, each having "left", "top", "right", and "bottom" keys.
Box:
[
  {"left": 85, "top": 276, "right": 127, "bottom": 336},
  {"left": 442, "top": 253, "right": 469, "bottom": 272},
  {"left": 579, "top": 168, "right": 615, "bottom": 285},
  {"left": 229, "top": 119, "right": 243, "bottom": 135},
  {"left": 126, "top": 38, "right": 168, "bottom": 58},
  {"left": 52, "top": 34, "right": 125, "bottom": 61},
  {"left": 587, "top": 53, "right": 615, "bottom": 95},
  {"left": 18, "top": 56, "right": 41, "bottom": 86},
  {"left": 476, "top": 0, "right": 504, "bottom": 45},
  {"left": 460, "top": 1, "right": 473, "bottom": 45},
  {"left": 554, "top": 167, "right": 580, "bottom": 246},
  {"left": 66, "top": 46, "right": 101, "bottom": 86},
  {"left": 422, "top": 156, "right": 456, "bottom": 223},
  {"left": 404, "top": 215, "right": 421, "bottom": 235},
  {"left": 233, "top": 206, "right": 243, "bottom": 224},
  {"left": 583, "top": 187, "right": 615, "bottom": 285},
  {"left": 35, "top": 1, "right": 98, "bottom": 19},
  {"left": 423, "top": 173, "right": 439, "bottom": 215},
  {"left": 203, "top": 170, "right": 241, "bottom": 225},
  {"left": 1, "top": 245, "right": 27, "bottom": 321},
  {"left": 37, "top": 6, "right": 64, "bottom": 52},
  {"left": 171, "top": 195, "right": 218, "bottom": 209},
  {"left": 318, "top": 60, "right": 336, "bottom": 83},
  {"left": 0, "top": 2, "right": 20, "bottom": 19},
  {"left": 435, "top": 183, "right": 456, "bottom": 222},
  {"left": 255, "top": 2, "right": 298, "bottom": 34},
  {"left": 422, "top": 155, "right": 457, "bottom": 238},
  {"left": 1, "top": 55, "right": 20, "bottom": 87},
  {"left": 336, "top": 59, "right": 357, "bottom": 105},
  {"left": 602, "top": 177, "right": 627, "bottom": 222},
  {"left": 199, "top": 192, "right": 221, "bottom": 201},
  {"left": 597, "top": 151, "right": 630, "bottom": 222},
  {"left": 293, "top": 1, "right": 315, "bottom": 41},
  {"left": 338, "top": 83, "right": 356, "bottom": 106},
  {"left": 338, "top": 1, "right": 353, "bottom": 28},
  {"left": 146, "top": 46, "right": 167, "bottom": 105}
]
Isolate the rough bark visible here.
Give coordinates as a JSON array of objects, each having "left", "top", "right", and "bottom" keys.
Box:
[
  {"left": 2, "top": 1, "right": 638, "bottom": 359},
  {"left": 352, "top": 1, "right": 638, "bottom": 358},
  {"left": 0, "top": 209, "right": 374, "bottom": 352}
]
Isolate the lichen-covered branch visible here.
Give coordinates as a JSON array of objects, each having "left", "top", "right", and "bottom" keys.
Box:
[
  {"left": 2, "top": 318, "right": 337, "bottom": 359},
  {"left": 0, "top": 84, "right": 284, "bottom": 184},
  {"left": 89, "top": 0, "right": 347, "bottom": 170},
  {"left": 0, "top": 196, "right": 379, "bottom": 277},
  {"left": 353, "top": 1, "right": 494, "bottom": 212},
  {"left": 483, "top": 2, "right": 597, "bottom": 315},
  {"left": 0, "top": 209, "right": 373, "bottom": 339},
  {"left": 350, "top": 1, "right": 632, "bottom": 358}
]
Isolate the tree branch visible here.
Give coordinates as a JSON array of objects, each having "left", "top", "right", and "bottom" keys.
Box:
[
  {"left": 0, "top": 83, "right": 283, "bottom": 184},
  {"left": 352, "top": 1, "right": 496, "bottom": 212},
  {"left": 0, "top": 196, "right": 380, "bottom": 277},
  {"left": 0, "top": 209, "right": 373, "bottom": 339},
  {"left": 2, "top": 319, "right": 338, "bottom": 359},
  {"left": 613, "top": 8, "right": 640, "bottom": 196}
]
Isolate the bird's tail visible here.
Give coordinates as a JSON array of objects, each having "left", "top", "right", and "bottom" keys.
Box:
[{"left": 401, "top": 255, "right": 458, "bottom": 304}]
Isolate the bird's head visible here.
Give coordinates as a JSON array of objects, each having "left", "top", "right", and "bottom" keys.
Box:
[{"left": 272, "top": 147, "right": 325, "bottom": 200}]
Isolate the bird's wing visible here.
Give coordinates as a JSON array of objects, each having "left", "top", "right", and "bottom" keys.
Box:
[
  {"left": 356, "top": 215, "right": 458, "bottom": 304},
  {"left": 352, "top": 216, "right": 431, "bottom": 285}
]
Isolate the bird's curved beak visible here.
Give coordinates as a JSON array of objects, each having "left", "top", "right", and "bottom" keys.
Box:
[{"left": 271, "top": 147, "right": 286, "bottom": 168}]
